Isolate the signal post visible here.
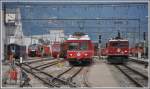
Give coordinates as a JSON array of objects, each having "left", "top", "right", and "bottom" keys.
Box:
[{"left": 98, "top": 35, "right": 101, "bottom": 59}]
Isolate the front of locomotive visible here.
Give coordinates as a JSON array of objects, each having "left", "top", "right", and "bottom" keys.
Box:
[
  {"left": 107, "top": 39, "right": 129, "bottom": 56},
  {"left": 28, "top": 44, "right": 41, "bottom": 57},
  {"left": 51, "top": 43, "right": 61, "bottom": 58},
  {"left": 66, "top": 35, "right": 94, "bottom": 64},
  {"left": 107, "top": 39, "right": 129, "bottom": 63}
]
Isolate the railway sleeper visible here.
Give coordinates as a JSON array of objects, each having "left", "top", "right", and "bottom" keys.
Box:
[
  {"left": 115, "top": 65, "right": 147, "bottom": 87},
  {"left": 21, "top": 63, "right": 77, "bottom": 87},
  {"left": 50, "top": 77, "right": 77, "bottom": 87}
]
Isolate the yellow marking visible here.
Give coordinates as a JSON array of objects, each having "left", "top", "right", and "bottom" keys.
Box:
[{"left": 57, "top": 62, "right": 64, "bottom": 68}]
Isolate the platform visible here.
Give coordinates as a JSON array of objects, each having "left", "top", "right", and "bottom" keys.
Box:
[{"left": 88, "top": 60, "right": 119, "bottom": 87}]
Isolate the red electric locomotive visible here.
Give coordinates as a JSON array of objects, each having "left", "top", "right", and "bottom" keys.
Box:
[
  {"left": 106, "top": 32, "right": 129, "bottom": 63},
  {"left": 66, "top": 32, "right": 94, "bottom": 65}
]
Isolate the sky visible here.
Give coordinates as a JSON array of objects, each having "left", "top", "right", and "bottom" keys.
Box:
[{"left": 2, "top": 2, "right": 148, "bottom": 47}]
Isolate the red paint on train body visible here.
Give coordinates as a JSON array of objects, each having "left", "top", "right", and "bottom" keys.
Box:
[
  {"left": 106, "top": 39, "right": 129, "bottom": 56},
  {"left": 65, "top": 34, "right": 94, "bottom": 64},
  {"left": 51, "top": 42, "right": 61, "bottom": 58}
]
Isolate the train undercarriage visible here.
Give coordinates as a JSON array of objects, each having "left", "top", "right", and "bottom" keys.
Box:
[
  {"left": 68, "top": 58, "right": 93, "bottom": 65},
  {"left": 107, "top": 56, "right": 128, "bottom": 64}
]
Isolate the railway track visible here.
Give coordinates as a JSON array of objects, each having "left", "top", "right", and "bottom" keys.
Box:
[
  {"left": 82, "top": 67, "right": 91, "bottom": 87},
  {"left": 115, "top": 65, "right": 148, "bottom": 87},
  {"left": 53, "top": 66, "right": 91, "bottom": 87},
  {"left": 129, "top": 58, "right": 148, "bottom": 67},
  {"left": 23, "top": 57, "right": 53, "bottom": 64},
  {"left": 32, "top": 60, "right": 66, "bottom": 70},
  {"left": 53, "top": 67, "right": 83, "bottom": 82},
  {"left": 16, "top": 62, "right": 77, "bottom": 87}
]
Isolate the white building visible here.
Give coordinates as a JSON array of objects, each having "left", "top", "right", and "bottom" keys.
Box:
[
  {"left": 23, "top": 30, "right": 65, "bottom": 53},
  {"left": 24, "top": 30, "right": 65, "bottom": 45},
  {"left": 49, "top": 30, "right": 65, "bottom": 44},
  {"left": 2, "top": 8, "right": 25, "bottom": 60},
  {"left": 3, "top": 8, "right": 65, "bottom": 56}
]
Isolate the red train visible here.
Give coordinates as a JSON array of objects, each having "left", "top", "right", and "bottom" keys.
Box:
[
  {"left": 51, "top": 42, "right": 61, "bottom": 58},
  {"left": 106, "top": 39, "right": 129, "bottom": 63},
  {"left": 65, "top": 32, "right": 94, "bottom": 65},
  {"left": 100, "top": 48, "right": 107, "bottom": 56},
  {"left": 28, "top": 44, "right": 50, "bottom": 57}
]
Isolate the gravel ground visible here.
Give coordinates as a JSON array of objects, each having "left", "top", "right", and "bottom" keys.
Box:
[
  {"left": 3, "top": 56, "right": 147, "bottom": 88},
  {"left": 126, "top": 62, "right": 148, "bottom": 75},
  {"left": 72, "top": 66, "right": 91, "bottom": 87},
  {"left": 27, "top": 59, "right": 58, "bottom": 68},
  {"left": 107, "top": 64, "right": 137, "bottom": 87}
]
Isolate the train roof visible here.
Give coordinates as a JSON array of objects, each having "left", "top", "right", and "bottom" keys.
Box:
[{"left": 67, "top": 35, "right": 90, "bottom": 40}]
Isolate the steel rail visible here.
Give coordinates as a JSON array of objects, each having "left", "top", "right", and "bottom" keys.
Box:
[
  {"left": 129, "top": 58, "right": 148, "bottom": 65},
  {"left": 32, "top": 60, "right": 60, "bottom": 69},
  {"left": 115, "top": 65, "right": 148, "bottom": 87},
  {"left": 16, "top": 63, "right": 56, "bottom": 87},
  {"left": 67, "top": 67, "right": 83, "bottom": 82},
  {"left": 22, "top": 63, "right": 76, "bottom": 87},
  {"left": 83, "top": 67, "right": 91, "bottom": 87},
  {"left": 24, "top": 58, "right": 53, "bottom": 64},
  {"left": 124, "top": 65, "right": 148, "bottom": 79},
  {"left": 56, "top": 67, "right": 74, "bottom": 78},
  {"left": 39, "top": 60, "right": 66, "bottom": 70}
]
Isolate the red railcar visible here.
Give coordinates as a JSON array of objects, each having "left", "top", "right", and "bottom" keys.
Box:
[
  {"left": 129, "top": 47, "right": 144, "bottom": 56},
  {"left": 42, "top": 45, "right": 51, "bottom": 56},
  {"left": 66, "top": 34, "right": 94, "bottom": 65},
  {"left": 106, "top": 39, "right": 129, "bottom": 63},
  {"left": 28, "top": 44, "right": 42, "bottom": 57},
  {"left": 101, "top": 48, "right": 107, "bottom": 56},
  {"left": 28, "top": 44, "right": 50, "bottom": 57},
  {"left": 51, "top": 42, "right": 61, "bottom": 58},
  {"left": 93, "top": 43, "right": 99, "bottom": 56}
]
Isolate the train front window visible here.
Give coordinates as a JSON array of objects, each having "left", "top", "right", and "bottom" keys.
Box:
[
  {"left": 110, "top": 42, "right": 128, "bottom": 48},
  {"left": 80, "top": 42, "right": 88, "bottom": 50},
  {"left": 68, "top": 42, "right": 88, "bottom": 50},
  {"left": 68, "top": 43, "right": 79, "bottom": 50}
]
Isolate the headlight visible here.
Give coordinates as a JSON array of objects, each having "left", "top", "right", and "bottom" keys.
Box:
[
  {"left": 117, "top": 48, "right": 121, "bottom": 52},
  {"left": 124, "top": 50, "right": 128, "bottom": 53},
  {"left": 69, "top": 54, "right": 73, "bottom": 56},
  {"left": 85, "top": 53, "right": 88, "bottom": 56}
]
